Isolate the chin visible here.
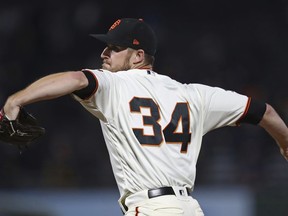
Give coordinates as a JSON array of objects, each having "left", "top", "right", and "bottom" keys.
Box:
[{"left": 102, "top": 64, "right": 109, "bottom": 70}]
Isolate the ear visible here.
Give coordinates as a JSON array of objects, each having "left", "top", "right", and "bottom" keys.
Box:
[{"left": 132, "top": 49, "right": 145, "bottom": 64}]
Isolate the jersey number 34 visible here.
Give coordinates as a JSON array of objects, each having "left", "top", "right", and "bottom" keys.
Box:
[{"left": 129, "top": 97, "right": 191, "bottom": 153}]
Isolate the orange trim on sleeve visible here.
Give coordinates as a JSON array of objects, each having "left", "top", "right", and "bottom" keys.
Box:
[{"left": 236, "top": 97, "right": 251, "bottom": 126}]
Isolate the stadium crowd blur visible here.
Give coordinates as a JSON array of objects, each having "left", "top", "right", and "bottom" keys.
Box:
[{"left": 0, "top": 0, "right": 288, "bottom": 191}]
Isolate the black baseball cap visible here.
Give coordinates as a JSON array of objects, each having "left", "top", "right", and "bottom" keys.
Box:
[{"left": 90, "top": 18, "right": 157, "bottom": 56}]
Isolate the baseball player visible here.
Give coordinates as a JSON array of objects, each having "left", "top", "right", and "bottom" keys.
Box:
[{"left": 2, "top": 18, "right": 288, "bottom": 216}]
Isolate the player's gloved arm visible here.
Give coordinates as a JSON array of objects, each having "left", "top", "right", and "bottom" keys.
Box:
[
  {"left": 3, "top": 71, "right": 88, "bottom": 120},
  {"left": 259, "top": 103, "right": 288, "bottom": 161}
]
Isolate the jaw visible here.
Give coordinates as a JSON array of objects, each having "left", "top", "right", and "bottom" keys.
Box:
[{"left": 102, "top": 62, "right": 112, "bottom": 71}]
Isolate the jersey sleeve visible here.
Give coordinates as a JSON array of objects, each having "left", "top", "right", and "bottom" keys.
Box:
[
  {"left": 236, "top": 98, "right": 266, "bottom": 125},
  {"left": 72, "top": 70, "right": 98, "bottom": 100},
  {"left": 72, "top": 69, "right": 120, "bottom": 122},
  {"left": 192, "top": 84, "right": 249, "bottom": 135}
]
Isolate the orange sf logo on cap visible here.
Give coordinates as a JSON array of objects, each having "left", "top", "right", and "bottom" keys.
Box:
[{"left": 109, "top": 19, "right": 121, "bottom": 31}]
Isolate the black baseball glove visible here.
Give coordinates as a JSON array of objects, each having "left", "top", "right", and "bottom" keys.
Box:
[{"left": 0, "top": 107, "right": 45, "bottom": 149}]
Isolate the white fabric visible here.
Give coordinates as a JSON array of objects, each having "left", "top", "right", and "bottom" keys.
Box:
[
  {"left": 124, "top": 187, "right": 204, "bottom": 216},
  {"left": 75, "top": 69, "right": 248, "bottom": 198}
]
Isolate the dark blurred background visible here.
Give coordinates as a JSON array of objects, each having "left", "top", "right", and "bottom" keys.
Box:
[{"left": 0, "top": 0, "right": 288, "bottom": 215}]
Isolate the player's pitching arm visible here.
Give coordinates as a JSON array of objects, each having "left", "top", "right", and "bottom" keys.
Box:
[
  {"left": 259, "top": 103, "right": 288, "bottom": 161},
  {"left": 3, "top": 71, "right": 88, "bottom": 120}
]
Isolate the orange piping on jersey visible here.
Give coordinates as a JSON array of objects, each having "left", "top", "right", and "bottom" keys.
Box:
[
  {"left": 136, "top": 206, "right": 140, "bottom": 216},
  {"left": 236, "top": 97, "right": 251, "bottom": 126},
  {"left": 82, "top": 69, "right": 99, "bottom": 100}
]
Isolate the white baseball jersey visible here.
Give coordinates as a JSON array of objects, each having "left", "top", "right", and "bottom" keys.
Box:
[{"left": 74, "top": 69, "right": 248, "bottom": 197}]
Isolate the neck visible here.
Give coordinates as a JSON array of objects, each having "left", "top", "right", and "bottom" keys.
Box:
[
  {"left": 132, "top": 63, "right": 153, "bottom": 70},
  {"left": 139, "top": 65, "right": 152, "bottom": 69}
]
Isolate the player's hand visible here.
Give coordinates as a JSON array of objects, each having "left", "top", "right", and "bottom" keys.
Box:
[
  {"left": 0, "top": 106, "right": 45, "bottom": 149},
  {"left": 3, "top": 103, "right": 20, "bottom": 120}
]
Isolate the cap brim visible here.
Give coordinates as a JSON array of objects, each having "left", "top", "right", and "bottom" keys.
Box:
[{"left": 90, "top": 34, "right": 112, "bottom": 44}]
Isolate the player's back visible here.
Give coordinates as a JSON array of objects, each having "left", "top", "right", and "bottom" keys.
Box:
[
  {"left": 95, "top": 69, "right": 203, "bottom": 195},
  {"left": 79, "top": 68, "right": 247, "bottom": 196}
]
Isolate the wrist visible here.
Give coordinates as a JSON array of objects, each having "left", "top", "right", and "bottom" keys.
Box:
[{"left": 3, "top": 97, "right": 21, "bottom": 120}]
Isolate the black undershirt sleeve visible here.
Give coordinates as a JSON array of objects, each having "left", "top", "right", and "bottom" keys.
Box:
[
  {"left": 73, "top": 70, "right": 98, "bottom": 100},
  {"left": 237, "top": 98, "right": 267, "bottom": 125}
]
